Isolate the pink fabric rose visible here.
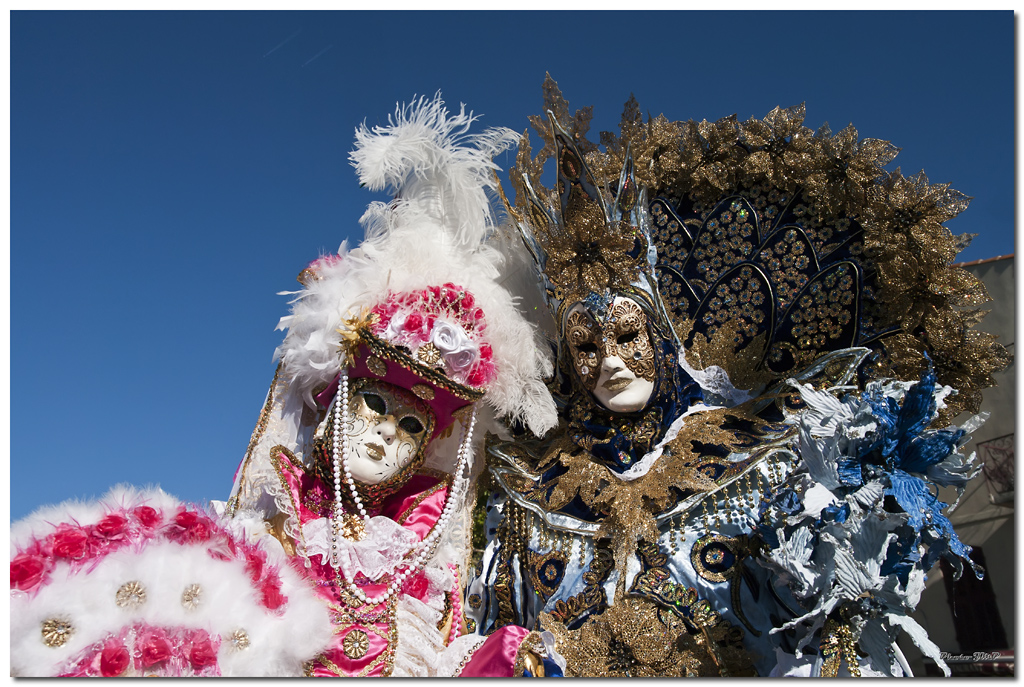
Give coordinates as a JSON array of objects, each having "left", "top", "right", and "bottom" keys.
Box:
[
  {"left": 100, "top": 642, "right": 131, "bottom": 677},
  {"left": 95, "top": 513, "right": 128, "bottom": 538},
  {"left": 259, "top": 577, "right": 286, "bottom": 610},
  {"left": 139, "top": 628, "right": 172, "bottom": 667},
  {"left": 404, "top": 313, "right": 423, "bottom": 333},
  {"left": 133, "top": 505, "right": 161, "bottom": 528},
  {"left": 466, "top": 368, "right": 484, "bottom": 387},
  {"left": 10, "top": 553, "right": 47, "bottom": 591},
  {"left": 188, "top": 631, "right": 219, "bottom": 669},
  {"left": 174, "top": 510, "right": 211, "bottom": 543},
  {"left": 51, "top": 526, "right": 89, "bottom": 559},
  {"left": 402, "top": 572, "right": 429, "bottom": 601}
]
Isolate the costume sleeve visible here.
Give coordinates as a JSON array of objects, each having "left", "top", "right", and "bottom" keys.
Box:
[{"left": 457, "top": 626, "right": 564, "bottom": 677}]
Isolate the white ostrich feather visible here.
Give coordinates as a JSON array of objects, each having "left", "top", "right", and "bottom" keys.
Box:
[{"left": 350, "top": 93, "right": 518, "bottom": 250}]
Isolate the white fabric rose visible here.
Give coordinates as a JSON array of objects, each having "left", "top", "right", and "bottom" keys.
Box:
[
  {"left": 430, "top": 321, "right": 479, "bottom": 377},
  {"left": 383, "top": 311, "right": 408, "bottom": 344}
]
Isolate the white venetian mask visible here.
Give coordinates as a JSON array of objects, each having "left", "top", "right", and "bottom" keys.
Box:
[{"left": 344, "top": 379, "right": 435, "bottom": 486}]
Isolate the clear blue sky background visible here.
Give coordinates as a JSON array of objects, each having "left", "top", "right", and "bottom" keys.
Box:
[{"left": 10, "top": 10, "right": 1014, "bottom": 520}]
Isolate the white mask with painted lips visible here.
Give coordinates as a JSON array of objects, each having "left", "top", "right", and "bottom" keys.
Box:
[{"left": 344, "top": 380, "right": 433, "bottom": 485}]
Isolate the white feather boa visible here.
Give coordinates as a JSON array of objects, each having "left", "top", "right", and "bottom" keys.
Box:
[{"left": 10, "top": 486, "right": 332, "bottom": 677}]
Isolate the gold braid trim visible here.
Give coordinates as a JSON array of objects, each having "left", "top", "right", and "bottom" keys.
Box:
[
  {"left": 226, "top": 363, "right": 282, "bottom": 515},
  {"left": 820, "top": 618, "right": 862, "bottom": 677},
  {"left": 395, "top": 478, "right": 450, "bottom": 526}
]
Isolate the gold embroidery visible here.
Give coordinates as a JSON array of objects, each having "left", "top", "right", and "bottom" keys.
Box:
[
  {"left": 540, "top": 594, "right": 753, "bottom": 677},
  {"left": 314, "top": 595, "right": 399, "bottom": 677},
  {"left": 689, "top": 534, "right": 762, "bottom": 636},
  {"left": 690, "top": 534, "right": 739, "bottom": 583},
  {"left": 356, "top": 602, "right": 400, "bottom": 677},
  {"left": 511, "top": 75, "right": 1008, "bottom": 422},
  {"left": 820, "top": 618, "right": 862, "bottom": 677},
  {"left": 549, "top": 547, "right": 613, "bottom": 626},
  {"left": 526, "top": 549, "right": 569, "bottom": 604},
  {"left": 544, "top": 405, "right": 790, "bottom": 582}
]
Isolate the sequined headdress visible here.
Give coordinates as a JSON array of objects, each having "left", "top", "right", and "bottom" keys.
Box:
[{"left": 508, "top": 112, "right": 667, "bottom": 333}]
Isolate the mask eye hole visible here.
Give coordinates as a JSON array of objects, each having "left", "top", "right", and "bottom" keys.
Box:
[
  {"left": 577, "top": 342, "right": 599, "bottom": 354},
  {"left": 617, "top": 331, "right": 638, "bottom": 345},
  {"left": 361, "top": 392, "right": 387, "bottom": 415},
  {"left": 398, "top": 416, "right": 425, "bottom": 434}
]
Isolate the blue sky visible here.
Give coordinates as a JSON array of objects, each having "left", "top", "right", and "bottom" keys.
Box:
[{"left": 10, "top": 10, "right": 1015, "bottom": 520}]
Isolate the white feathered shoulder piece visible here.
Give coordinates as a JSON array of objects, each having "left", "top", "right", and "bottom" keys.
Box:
[{"left": 275, "top": 94, "right": 556, "bottom": 437}]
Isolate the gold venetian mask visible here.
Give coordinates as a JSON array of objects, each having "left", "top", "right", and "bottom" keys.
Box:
[{"left": 564, "top": 297, "right": 657, "bottom": 413}]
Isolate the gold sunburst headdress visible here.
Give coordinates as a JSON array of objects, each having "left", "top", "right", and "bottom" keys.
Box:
[{"left": 509, "top": 75, "right": 1009, "bottom": 420}]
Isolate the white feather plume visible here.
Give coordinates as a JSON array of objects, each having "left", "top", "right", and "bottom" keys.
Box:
[{"left": 351, "top": 93, "right": 518, "bottom": 250}]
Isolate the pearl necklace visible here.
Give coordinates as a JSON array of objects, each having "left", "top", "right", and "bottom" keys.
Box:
[{"left": 329, "top": 369, "right": 476, "bottom": 607}]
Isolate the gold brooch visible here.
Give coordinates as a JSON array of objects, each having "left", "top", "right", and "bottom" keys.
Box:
[
  {"left": 115, "top": 580, "right": 147, "bottom": 609},
  {"left": 181, "top": 583, "right": 202, "bottom": 610},
  {"left": 367, "top": 356, "right": 388, "bottom": 377},
  {"left": 411, "top": 384, "right": 435, "bottom": 400},
  {"left": 342, "top": 629, "right": 370, "bottom": 659},
  {"left": 41, "top": 618, "right": 74, "bottom": 647},
  {"left": 228, "top": 629, "right": 251, "bottom": 651}
]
